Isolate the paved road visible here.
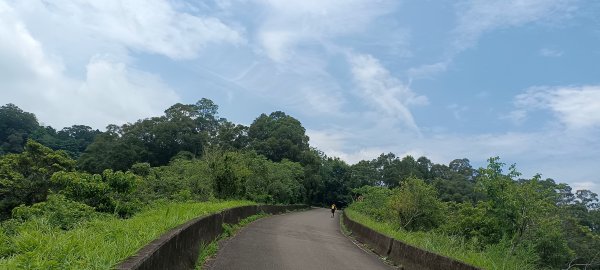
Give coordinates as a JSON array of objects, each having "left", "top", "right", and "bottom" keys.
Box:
[{"left": 208, "top": 208, "right": 393, "bottom": 270}]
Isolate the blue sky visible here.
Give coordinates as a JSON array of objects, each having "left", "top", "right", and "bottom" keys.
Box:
[{"left": 1, "top": 0, "right": 599, "bottom": 193}]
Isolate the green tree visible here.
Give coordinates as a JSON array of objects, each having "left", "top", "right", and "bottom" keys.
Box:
[
  {"left": 77, "top": 125, "right": 144, "bottom": 173},
  {"left": 0, "top": 140, "right": 75, "bottom": 219},
  {"left": 351, "top": 186, "right": 393, "bottom": 222},
  {"left": 388, "top": 177, "right": 444, "bottom": 231},
  {"left": 476, "top": 157, "right": 571, "bottom": 267},
  {"left": 51, "top": 169, "right": 140, "bottom": 217},
  {"left": 248, "top": 111, "right": 309, "bottom": 163},
  {"left": 0, "top": 104, "right": 40, "bottom": 154}
]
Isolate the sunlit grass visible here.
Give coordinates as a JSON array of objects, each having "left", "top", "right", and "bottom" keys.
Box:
[
  {"left": 344, "top": 208, "right": 537, "bottom": 270},
  {"left": 0, "top": 200, "right": 255, "bottom": 270}
]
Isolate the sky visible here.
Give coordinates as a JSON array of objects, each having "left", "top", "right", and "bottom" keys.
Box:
[{"left": 1, "top": 0, "right": 599, "bottom": 193}]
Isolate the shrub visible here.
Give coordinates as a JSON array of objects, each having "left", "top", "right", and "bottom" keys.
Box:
[
  {"left": 51, "top": 170, "right": 141, "bottom": 217},
  {"left": 350, "top": 186, "right": 393, "bottom": 222},
  {"left": 388, "top": 177, "right": 445, "bottom": 231},
  {"left": 11, "top": 194, "right": 97, "bottom": 230}
]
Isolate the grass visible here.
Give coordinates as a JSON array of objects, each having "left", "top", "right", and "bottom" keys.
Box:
[
  {"left": 195, "top": 213, "right": 270, "bottom": 270},
  {"left": 0, "top": 200, "right": 255, "bottom": 270},
  {"left": 344, "top": 208, "right": 537, "bottom": 270}
]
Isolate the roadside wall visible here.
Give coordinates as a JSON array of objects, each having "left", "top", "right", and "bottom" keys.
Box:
[
  {"left": 116, "top": 204, "right": 309, "bottom": 270},
  {"left": 342, "top": 213, "right": 481, "bottom": 270}
]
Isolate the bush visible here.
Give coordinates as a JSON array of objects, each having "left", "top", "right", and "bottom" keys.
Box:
[
  {"left": 440, "top": 201, "right": 502, "bottom": 246},
  {"left": 51, "top": 170, "right": 141, "bottom": 217},
  {"left": 0, "top": 140, "right": 75, "bottom": 220},
  {"left": 139, "top": 159, "right": 214, "bottom": 202},
  {"left": 130, "top": 162, "right": 151, "bottom": 177},
  {"left": 388, "top": 177, "right": 445, "bottom": 231},
  {"left": 11, "top": 194, "right": 97, "bottom": 230},
  {"left": 350, "top": 186, "right": 393, "bottom": 222}
]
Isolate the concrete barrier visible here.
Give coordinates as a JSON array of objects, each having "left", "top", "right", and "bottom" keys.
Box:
[
  {"left": 342, "top": 213, "right": 481, "bottom": 270},
  {"left": 116, "top": 204, "right": 309, "bottom": 270}
]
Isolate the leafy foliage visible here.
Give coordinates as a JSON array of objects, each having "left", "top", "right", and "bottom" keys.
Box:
[
  {"left": 51, "top": 170, "right": 140, "bottom": 217},
  {"left": 1, "top": 100, "right": 599, "bottom": 269},
  {"left": 388, "top": 177, "right": 445, "bottom": 231},
  {"left": 11, "top": 194, "right": 98, "bottom": 230},
  {"left": 248, "top": 111, "right": 309, "bottom": 163},
  {"left": 0, "top": 140, "right": 75, "bottom": 219}
]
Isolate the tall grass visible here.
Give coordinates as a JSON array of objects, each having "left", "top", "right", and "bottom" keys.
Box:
[
  {"left": 344, "top": 208, "right": 537, "bottom": 270},
  {"left": 0, "top": 200, "right": 255, "bottom": 270}
]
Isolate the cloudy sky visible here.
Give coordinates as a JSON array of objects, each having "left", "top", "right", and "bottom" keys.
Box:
[{"left": 1, "top": 0, "right": 599, "bottom": 193}]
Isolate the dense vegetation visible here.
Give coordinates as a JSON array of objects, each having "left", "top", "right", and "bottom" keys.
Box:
[
  {"left": 348, "top": 159, "right": 600, "bottom": 269},
  {"left": 0, "top": 200, "right": 253, "bottom": 269},
  {"left": 1, "top": 101, "right": 598, "bottom": 269}
]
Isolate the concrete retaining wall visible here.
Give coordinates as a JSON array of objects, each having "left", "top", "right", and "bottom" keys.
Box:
[
  {"left": 116, "top": 204, "right": 309, "bottom": 270},
  {"left": 342, "top": 213, "right": 481, "bottom": 270}
]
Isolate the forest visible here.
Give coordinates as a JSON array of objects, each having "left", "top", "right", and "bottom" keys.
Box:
[{"left": 0, "top": 100, "right": 598, "bottom": 269}]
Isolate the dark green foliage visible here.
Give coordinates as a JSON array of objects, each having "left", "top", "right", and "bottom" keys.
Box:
[
  {"left": 11, "top": 194, "right": 97, "bottom": 230},
  {"left": 51, "top": 170, "right": 140, "bottom": 217},
  {"left": 388, "top": 177, "right": 445, "bottom": 231},
  {"left": 1, "top": 100, "right": 599, "bottom": 269},
  {"left": 248, "top": 111, "right": 309, "bottom": 163},
  {"left": 349, "top": 157, "right": 597, "bottom": 269},
  {"left": 352, "top": 178, "right": 445, "bottom": 231},
  {"left": 0, "top": 140, "right": 75, "bottom": 220},
  {"left": 138, "top": 159, "right": 213, "bottom": 202},
  {"left": 350, "top": 186, "right": 392, "bottom": 222},
  {"left": 130, "top": 162, "right": 151, "bottom": 177},
  {"left": 0, "top": 104, "right": 39, "bottom": 154},
  {"left": 77, "top": 99, "right": 245, "bottom": 173},
  {"left": 203, "top": 150, "right": 305, "bottom": 204},
  {"left": 77, "top": 126, "right": 143, "bottom": 173},
  {"left": 320, "top": 157, "right": 353, "bottom": 207},
  {"left": 31, "top": 125, "right": 101, "bottom": 159},
  {"left": 0, "top": 104, "right": 100, "bottom": 158}
]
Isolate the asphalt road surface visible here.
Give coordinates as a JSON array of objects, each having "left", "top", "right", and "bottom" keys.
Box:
[{"left": 208, "top": 208, "right": 393, "bottom": 270}]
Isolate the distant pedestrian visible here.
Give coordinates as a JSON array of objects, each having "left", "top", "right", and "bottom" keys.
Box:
[{"left": 331, "top": 203, "right": 336, "bottom": 218}]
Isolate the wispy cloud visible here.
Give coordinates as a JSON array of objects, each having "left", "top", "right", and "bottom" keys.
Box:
[
  {"left": 512, "top": 85, "right": 600, "bottom": 129},
  {"left": 0, "top": 1, "right": 179, "bottom": 128},
  {"left": 407, "top": 61, "right": 448, "bottom": 81},
  {"left": 348, "top": 53, "right": 428, "bottom": 132},
  {"left": 255, "top": 0, "right": 397, "bottom": 62},
  {"left": 9, "top": 0, "right": 244, "bottom": 61},
  {"left": 539, "top": 48, "right": 564, "bottom": 57},
  {"left": 452, "top": 0, "right": 577, "bottom": 53}
]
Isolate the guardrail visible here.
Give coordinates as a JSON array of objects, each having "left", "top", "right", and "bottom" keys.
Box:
[
  {"left": 116, "top": 204, "right": 309, "bottom": 270},
  {"left": 342, "top": 212, "right": 481, "bottom": 270}
]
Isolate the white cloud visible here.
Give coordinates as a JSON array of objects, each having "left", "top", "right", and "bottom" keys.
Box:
[
  {"left": 8, "top": 0, "right": 244, "bottom": 61},
  {"left": 572, "top": 181, "right": 598, "bottom": 192},
  {"left": 447, "top": 104, "right": 469, "bottom": 121},
  {"left": 255, "top": 0, "right": 396, "bottom": 62},
  {"left": 348, "top": 53, "right": 428, "bottom": 132},
  {"left": 452, "top": 0, "right": 576, "bottom": 52},
  {"left": 310, "top": 121, "right": 600, "bottom": 194},
  {"left": 539, "top": 48, "right": 564, "bottom": 57},
  {"left": 512, "top": 85, "right": 600, "bottom": 129},
  {"left": 407, "top": 61, "right": 448, "bottom": 80},
  {"left": 0, "top": 2, "right": 179, "bottom": 129},
  {"left": 73, "top": 57, "right": 180, "bottom": 127}
]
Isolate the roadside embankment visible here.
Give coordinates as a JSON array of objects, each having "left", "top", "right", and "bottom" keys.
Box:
[
  {"left": 342, "top": 211, "right": 481, "bottom": 270},
  {"left": 116, "top": 204, "right": 309, "bottom": 270}
]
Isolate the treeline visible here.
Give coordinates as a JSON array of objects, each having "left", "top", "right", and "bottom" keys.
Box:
[
  {"left": 350, "top": 158, "right": 600, "bottom": 269},
  {"left": 0, "top": 103, "right": 100, "bottom": 158},
  {"left": 1, "top": 101, "right": 599, "bottom": 269}
]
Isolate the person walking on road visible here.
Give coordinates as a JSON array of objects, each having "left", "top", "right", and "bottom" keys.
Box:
[{"left": 331, "top": 203, "right": 336, "bottom": 218}]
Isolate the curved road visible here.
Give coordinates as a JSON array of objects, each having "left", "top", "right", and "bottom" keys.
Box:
[{"left": 208, "top": 208, "right": 393, "bottom": 270}]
